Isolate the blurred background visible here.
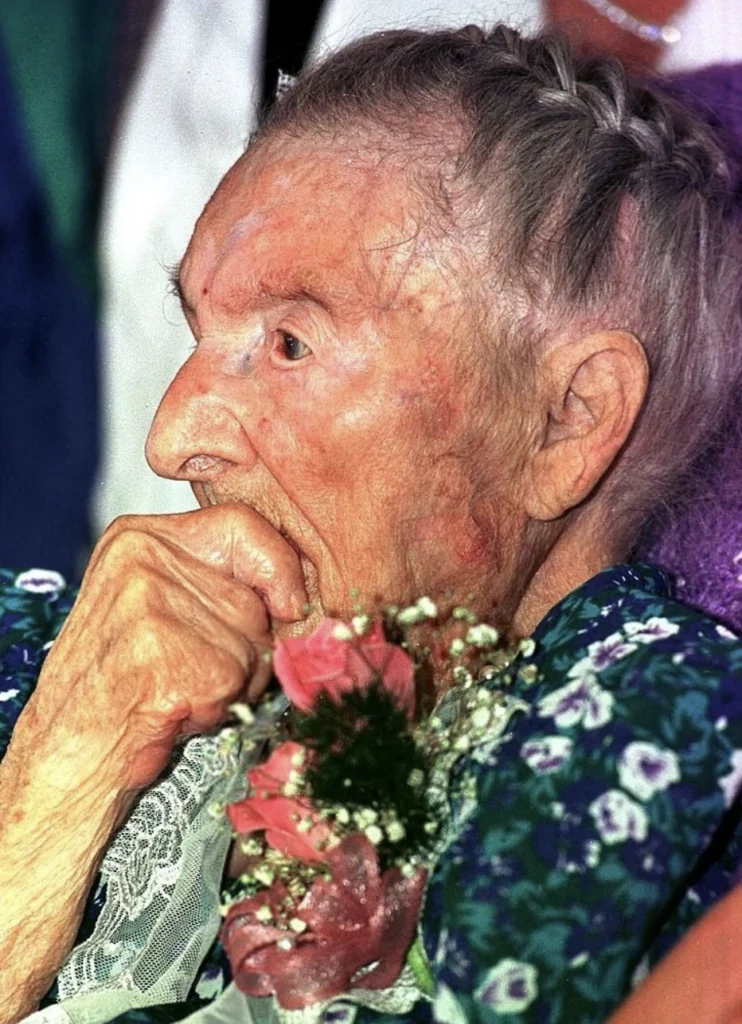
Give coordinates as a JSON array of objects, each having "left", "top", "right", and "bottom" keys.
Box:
[{"left": 1, "top": 0, "right": 740, "bottom": 581}]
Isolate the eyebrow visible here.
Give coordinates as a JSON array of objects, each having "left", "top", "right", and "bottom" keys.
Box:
[{"left": 168, "top": 265, "right": 337, "bottom": 321}]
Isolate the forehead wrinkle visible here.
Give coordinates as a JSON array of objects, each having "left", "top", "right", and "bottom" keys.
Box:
[{"left": 206, "top": 243, "right": 366, "bottom": 325}]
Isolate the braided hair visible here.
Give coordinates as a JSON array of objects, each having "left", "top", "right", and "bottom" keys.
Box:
[{"left": 258, "top": 25, "right": 742, "bottom": 551}]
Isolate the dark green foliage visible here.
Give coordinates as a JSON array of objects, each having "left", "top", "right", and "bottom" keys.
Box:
[{"left": 291, "top": 681, "right": 437, "bottom": 868}]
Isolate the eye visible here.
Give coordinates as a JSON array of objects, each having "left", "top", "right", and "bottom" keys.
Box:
[{"left": 276, "top": 331, "right": 311, "bottom": 362}]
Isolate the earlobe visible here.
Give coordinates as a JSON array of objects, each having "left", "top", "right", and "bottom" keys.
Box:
[{"left": 524, "top": 330, "right": 649, "bottom": 521}]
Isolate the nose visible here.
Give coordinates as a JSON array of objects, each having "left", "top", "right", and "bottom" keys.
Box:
[{"left": 146, "top": 353, "right": 257, "bottom": 481}]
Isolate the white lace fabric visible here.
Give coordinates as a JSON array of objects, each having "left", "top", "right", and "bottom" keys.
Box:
[{"left": 24, "top": 726, "right": 250, "bottom": 1024}]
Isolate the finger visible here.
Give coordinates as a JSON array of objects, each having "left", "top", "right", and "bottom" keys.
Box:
[
  {"left": 113, "top": 505, "right": 309, "bottom": 622},
  {"left": 146, "top": 559, "right": 273, "bottom": 652}
]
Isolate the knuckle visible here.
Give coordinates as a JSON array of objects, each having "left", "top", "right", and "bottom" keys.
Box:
[{"left": 97, "top": 519, "right": 163, "bottom": 569}]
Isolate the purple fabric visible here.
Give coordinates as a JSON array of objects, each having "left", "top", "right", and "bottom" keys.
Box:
[{"left": 638, "top": 64, "right": 742, "bottom": 632}]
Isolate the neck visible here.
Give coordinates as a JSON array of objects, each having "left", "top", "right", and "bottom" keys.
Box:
[{"left": 511, "top": 514, "right": 617, "bottom": 637}]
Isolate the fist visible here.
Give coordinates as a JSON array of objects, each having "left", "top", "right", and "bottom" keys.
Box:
[{"left": 22, "top": 504, "right": 308, "bottom": 792}]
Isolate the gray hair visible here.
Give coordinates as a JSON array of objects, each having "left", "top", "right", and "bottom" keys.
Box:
[{"left": 258, "top": 25, "right": 742, "bottom": 552}]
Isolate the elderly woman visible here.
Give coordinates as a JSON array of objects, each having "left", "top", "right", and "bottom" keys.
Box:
[{"left": 2, "top": 23, "right": 742, "bottom": 1024}]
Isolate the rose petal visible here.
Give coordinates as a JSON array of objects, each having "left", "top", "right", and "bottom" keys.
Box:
[
  {"left": 273, "top": 617, "right": 416, "bottom": 718},
  {"left": 228, "top": 796, "right": 333, "bottom": 862},
  {"left": 266, "top": 938, "right": 360, "bottom": 1010},
  {"left": 247, "top": 742, "right": 306, "bottom": 796}
]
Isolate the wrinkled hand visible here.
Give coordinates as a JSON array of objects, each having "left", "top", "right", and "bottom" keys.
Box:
[{"left": 21, "top": 504, "right": 308, "bottom": 794}]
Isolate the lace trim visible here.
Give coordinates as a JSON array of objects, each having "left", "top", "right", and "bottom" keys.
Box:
[{"left": 54, "top": 726, "right": 249, "bottom": 1018}]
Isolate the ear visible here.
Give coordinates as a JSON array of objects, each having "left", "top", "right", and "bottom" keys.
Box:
[{"left": 523, "top": 330, "right": 649, "bottom": 521}]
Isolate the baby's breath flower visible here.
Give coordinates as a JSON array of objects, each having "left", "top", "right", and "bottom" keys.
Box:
[
  {"left": 449, "top": 638, "right": 466, "bottom": 658},
  {"left": 416, "top": 596, "right": 438, "bottom": 618},
  {"left": 386, "top": 820, "right": 406, "bottom": 843},
  {"left": 351, "top": 614, "right": 370, "bottom": 635},
  {"left": 207, "top": 800, "right": 225, "bottom": 819},
  {"left": 453, "top": 665, "right": 473, "bottom": 687},
  {"left": 518, "top": 664, "right": 539, "bottom": 685},
  {"left": 400, "top": 863, "right": 417, "bottom": 878},
  {"left": 255, "top": 904, "right": 273, "bottom": 923},
  {"left": 289, "top": 917, "right": 307, "bottom": 934},
  {"left": 519, "top": 638, "right": 536, "bottom": 658},
  {"left": 254, "top": 865, "right": 275, "bottom": 888},
  {"left": 335, "top": 806, "right": 350, "bottom": 825},
  {"left": 397, "top": 605, "right": 426, "bottom": 626},
  {"left": 277, "top": 938, "right": 294, "bottom": 951},
  {"left": 290, "top": 750, "right": 306, "bottom": 768},
  {"left": 332, "top": 623, "right": 354, "bottom": 641},
  {"left": 453, "top": 735, "right": 470, "bottom": 751},
  {"left": 423, "top": 821, "right": 439, "bottom": 835},
  {"left": 452, "top": 606, "right": 477, "bottom": 623},
  {"left": 364, "top": 824, "right": 383, "bottom": 845},
  {"left": 465, "top": 624, "right": 500, "bottom": 648},
  {"left": 353, "top": 808, "right": 378, "bottom": 828},
  {"left": 296, "top": 817, "right": 313, "bottom": 834},
  {"left": 240, "top": 837, "right": 263, "bottom": 856},
  {"left": 407, "top": 768, "right": 425, "bottom": 788}
]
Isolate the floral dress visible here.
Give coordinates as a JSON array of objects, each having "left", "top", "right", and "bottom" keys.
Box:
[{"left": 2, "top": 564, "right": 742, "bottom": 1023}]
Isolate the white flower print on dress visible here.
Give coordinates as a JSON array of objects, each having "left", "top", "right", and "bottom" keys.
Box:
[
  {"left": 585, "top": 632, "right": 638, "bottom": 670},
  {"left": 14, "top": 569, "right": 66, "bottom": 595},
  {"left": 0, "top": 688, "right": 20, "bottom": 702},
  {"left": 537, "top": 677, "right": 614, "bottom": 730},
  {"left": 617, "top": 742, "right": 681, "bottom": 801},
  {"left": 566, "top": 656, "right": 597, "bottom": 682},
  {"left": 623, "top": 617, "right": 680, "bottom": 644},
  {"left": 521, "top": 736, "right": 574, "bottom": 774},
  {"left": 589, "top": 790, "right": 649, "bottom": 844},
  {"left": 475, "top": 958, "right": 539, "bottom": 1014},
  {"left": 719, "top": 750, "right": 742, "bottom": 808}
]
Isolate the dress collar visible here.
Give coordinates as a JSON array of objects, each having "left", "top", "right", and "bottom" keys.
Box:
[{"left": 531, "top": 563, "right": 672, "bottom": 644}]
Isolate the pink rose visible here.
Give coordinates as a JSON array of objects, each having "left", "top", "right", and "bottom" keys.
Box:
[
  {"left": 222, "top": 833, "right": 428, "bottom": 1010},
  {"left": 227, "top": 742, "right": 335, "bottom": 863},
  {"left": 273, "top": 619, "right": 415, "bottom": 718}
]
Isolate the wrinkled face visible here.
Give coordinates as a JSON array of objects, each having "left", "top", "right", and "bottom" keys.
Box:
[{"left": 147, "top": 135, "right": 522, "bottom": 630}]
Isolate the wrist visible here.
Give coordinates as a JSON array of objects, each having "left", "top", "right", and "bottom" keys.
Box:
[{"left": 3, "top": 713, "right": 137, "bottom": 832}]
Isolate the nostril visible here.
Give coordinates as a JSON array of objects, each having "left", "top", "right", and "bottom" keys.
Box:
[{"left": 180, "top": 454, "right": 226, "bottom": 476}]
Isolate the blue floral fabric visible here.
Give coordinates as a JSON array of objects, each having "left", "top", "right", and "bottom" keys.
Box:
[{"left": 2, "top": 564, "right": 742, "bottom": 1023}]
